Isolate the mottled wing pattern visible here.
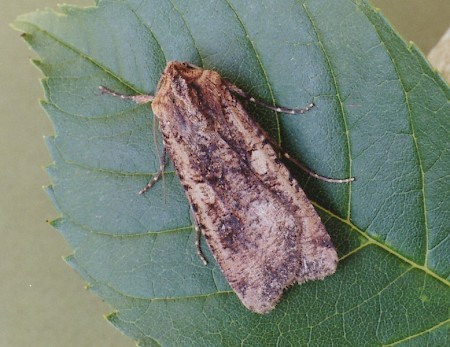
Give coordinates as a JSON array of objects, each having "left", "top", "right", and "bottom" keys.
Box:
[{"left": 151, "top": 62, "right": 337, "bottom": 313}]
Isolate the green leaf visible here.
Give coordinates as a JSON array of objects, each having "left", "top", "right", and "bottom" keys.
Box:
[{"left": 14, "top": 0, "right": 449, "bottom": 345}]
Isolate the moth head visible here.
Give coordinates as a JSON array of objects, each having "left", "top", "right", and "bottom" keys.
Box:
[
  {"left": 166, "top": 61, "right": 203, "bottom": 81},
  {"left": 155, "top": 61, "right": 200, "bottom": 95},
  {"left": 154, "top": 61, "right": 221, "bottom": 132}
]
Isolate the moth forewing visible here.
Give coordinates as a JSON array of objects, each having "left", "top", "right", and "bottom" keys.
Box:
[{"left": 101, "top": 61, "right": 349, "bottom": 314}]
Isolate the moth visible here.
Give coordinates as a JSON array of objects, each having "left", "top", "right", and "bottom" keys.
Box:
[{"left": 100, "top": 61, "right": 353, "bottom": 314}]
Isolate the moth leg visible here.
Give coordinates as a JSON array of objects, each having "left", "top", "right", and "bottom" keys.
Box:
[
  {"left": 283, "top": 152, "right": 355, "bottom": 183},
  {"left": 224, "top": 80, "right": 314, "bottom": 115},
  {"left": 267, "top": 138, "right": 355, "bottom": 184},
  {"left": 152, "top": 116, "right": 167, "bottom": 202},
  {"left": 191, "top": 207, "right": 208, "bottom": 265},
  {"left": 139, "top": 147, "right": 167, "bottom": 195},
  {"left": 224, "top": 81, "right": 354, "bottom": 183},
  {"left": 99, "top": 86, "right": 154, "bottom": 104},
  {"left": 98, "top": 87, "right": 173, "bottom": 190}
]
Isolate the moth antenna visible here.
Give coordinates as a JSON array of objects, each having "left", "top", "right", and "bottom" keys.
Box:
[{"left": 99, "top": 86, "right": 155, "bottom": 104}]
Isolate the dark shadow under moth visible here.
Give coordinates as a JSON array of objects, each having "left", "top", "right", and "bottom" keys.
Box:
[{"left": 100, "top": 61, "right": 353, "bottom": 314}]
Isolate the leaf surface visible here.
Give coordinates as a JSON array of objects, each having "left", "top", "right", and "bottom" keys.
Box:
[{"left": 14, "top": 0, "right": 449, "bottom": 345}]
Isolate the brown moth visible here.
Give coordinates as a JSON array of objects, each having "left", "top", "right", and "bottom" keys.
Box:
[{"left": 100, "top": 61, "right": 353, "bottom": 314}]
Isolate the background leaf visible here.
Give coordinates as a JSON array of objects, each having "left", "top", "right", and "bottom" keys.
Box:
[{"left": 13, "top": 0, "right": 449, "bottom": 345}]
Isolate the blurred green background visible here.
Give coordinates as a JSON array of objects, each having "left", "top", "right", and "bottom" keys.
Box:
[{"left": 1, "top": 1, "right": 448, "bottom": 346}]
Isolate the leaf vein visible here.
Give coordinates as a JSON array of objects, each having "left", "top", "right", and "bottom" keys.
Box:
[
  {"left": 362, "top": 2, "right": 430, "bottom": 270},
  {"left": 302, "top": 2, "right": 354, "bottom": 221},
  {"left": 223, "top": 0, "right": 281, "bottom": 144}
]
